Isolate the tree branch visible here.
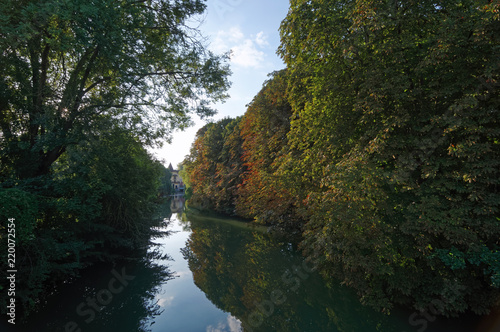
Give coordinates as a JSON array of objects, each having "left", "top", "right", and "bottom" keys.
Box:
[
  {"left": 72, "top": 47, "right": 100, "bottom": 113},
  {"left": 84, "top": 76, "right": 112, "bottom": 94}
]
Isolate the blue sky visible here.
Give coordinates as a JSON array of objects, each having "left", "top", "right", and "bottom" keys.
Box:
[{"left": 153, "top": 0, "right": 290, "bottom": 168}]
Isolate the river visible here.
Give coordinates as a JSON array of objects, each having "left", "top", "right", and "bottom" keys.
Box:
[{"left": 16, "top": 198, "right": 500, "bottom": 332}]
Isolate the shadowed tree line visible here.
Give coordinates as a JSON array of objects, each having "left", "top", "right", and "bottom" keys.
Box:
[{"left": 0, "top": 0, "right": 230, "bottom": 316}]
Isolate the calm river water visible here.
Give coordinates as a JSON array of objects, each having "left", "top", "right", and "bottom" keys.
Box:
[{"left": 15, "top": 199, "right": 500, "bottom": 332}]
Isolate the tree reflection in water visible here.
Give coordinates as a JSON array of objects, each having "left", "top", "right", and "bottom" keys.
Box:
[
  {"left": 17, "top": 237, "right": 174, "bottom": 332},
  {"left": 180, "top": 212, "right": 408, "bottom": 332}
]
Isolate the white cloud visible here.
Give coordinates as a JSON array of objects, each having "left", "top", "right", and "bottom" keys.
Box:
[
  {"left": 157, "top": 295, "right": 175, "bottom": 307},
  {"left": 255, "top": 31, "right": 269, "bottom": 47},
  {"left": 174, "top": 270, "right": 192, "bottom": 278},
  {"left": 205, "top": 315, "right": 242, "bottom": 332},
  {"left": 206, "top": 322, "right": 223, "bottom": 332},
  {"left": 227, "top": 26, "right": 244, "bottom": 42},
  {"left": 231, "top": 39, "right": 264, "bottom": 68},
  {"left": 227, "top": 315, "right": 242, "bottom": 332},
  {"left": 211, "top": 27, "right": 269, "bottom": 68}
]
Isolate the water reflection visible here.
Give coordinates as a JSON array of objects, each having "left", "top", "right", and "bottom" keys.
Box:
[
  {"left": 169, "top": 195, "right": 185, "bottom": 217},
  {"left": 180, "top": 213, "right": 395, "bottom": 331},
  {"left": 16, "top": 245, "right": 173, "bottom": 332},
  {"left": 13, "top": 203, "right": 496, "bottom": 332},
  {"left": 180, "top": 212, "right": 488, "bottom": 332}
]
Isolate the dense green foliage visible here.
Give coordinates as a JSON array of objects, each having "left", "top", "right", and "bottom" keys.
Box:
[
  {"left": 159, "top": 165, "right": 173, "bottom": 197},
  {"left": 1, "top": 129, "right": 167, "bottom": 313},
  {"left": 0, "top": 0, "right": 230, "bottom": 179},
  {"left": 0, "top": 0, "right": 229, "bottom": 315},
  {"left": 183, "top": 0, "right": 500, "bottom": 316},
  {"left": 279, "top": 0, "right": 500, "bottom": 315}
]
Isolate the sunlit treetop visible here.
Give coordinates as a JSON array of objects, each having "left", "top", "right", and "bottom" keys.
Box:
[{"left": 0, "top": 0, "right": 231, "bottom": 177}]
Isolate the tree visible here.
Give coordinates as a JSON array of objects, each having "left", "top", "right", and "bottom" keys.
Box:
[
  {"left": 236, "top": 70, "right": 302, "bottom": 236},
  {"left": 183, "top": 117, "right": 243, "bottom": 213},
  {"left": 0, "top": 0, "right": 229, "bottom": 316},
  {"left": 0, "top": 125, "right": 168, "bottom": 314},
  {"left": 279, "top": 0, "right": 500, "bottom": 315},
  {"left": 214, "top": 116, "right": 246, "bottom": 214},
  {"left": 0, "top": 0, "right": 230, "bottom": 179},
  {"left": 159, "top": 165, "right": 173, "bottom": 197}
]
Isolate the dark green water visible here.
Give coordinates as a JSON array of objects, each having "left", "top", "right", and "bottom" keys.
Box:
[{"left": 13, "top": 199, "right": 500, "bottom": 332}]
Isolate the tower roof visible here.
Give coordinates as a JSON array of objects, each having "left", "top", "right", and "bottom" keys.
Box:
[{"left": 168, "top": 163, "right": 174, "bottom": 171}]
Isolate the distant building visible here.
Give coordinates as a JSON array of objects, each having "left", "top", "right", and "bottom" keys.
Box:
[{"left": 168, "top": 163, "right": 185, "bottom": 194}]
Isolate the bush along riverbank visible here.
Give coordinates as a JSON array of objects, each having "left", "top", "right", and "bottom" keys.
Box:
[{"left": 0, "top": 129, "right": 173, "bottom": 317}]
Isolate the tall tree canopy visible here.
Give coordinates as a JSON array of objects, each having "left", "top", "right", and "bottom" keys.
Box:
[
  {"left": 279, "top": 0, "right": 500, "bottom": 315},
  {"left": 0, "top": 0, "right": 230, "bottom": 178},
  {"left": 183, "top": 71, "right": 297, "bottom": 222},
  {"left": 236, "top": 70, "right": 302, "bottom": 235}
]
